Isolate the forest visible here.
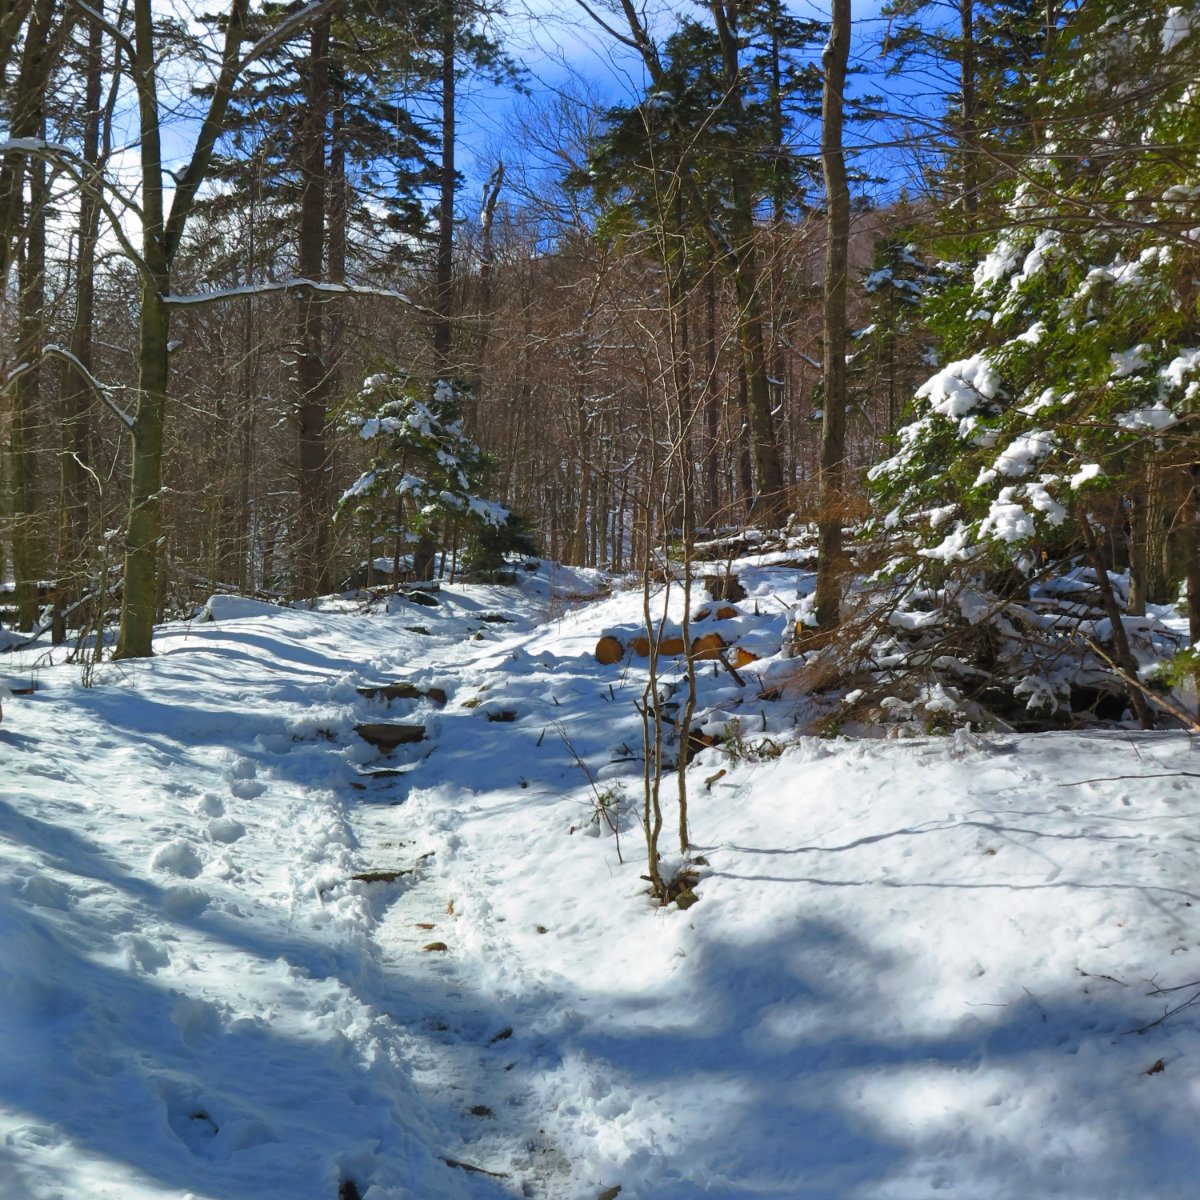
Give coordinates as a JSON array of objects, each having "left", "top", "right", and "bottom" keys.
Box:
[
  {"left": 6, "top": 5, "right": 1200, "bottom": 1197},
  {"left": 2, "top": 0, "right": 1200, "bottom": 720}
]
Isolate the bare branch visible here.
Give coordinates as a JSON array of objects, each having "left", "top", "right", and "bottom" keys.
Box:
[
  {"left": 2, "top": 344, "right": 134, "bottom": 428},
  {"left": 162, "top": 277, "right": 428, "bottom": 312}
]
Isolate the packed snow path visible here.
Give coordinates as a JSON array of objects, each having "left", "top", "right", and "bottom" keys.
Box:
[{"left": 3, "top": 561, "right": 1200, "bottom": 1199}]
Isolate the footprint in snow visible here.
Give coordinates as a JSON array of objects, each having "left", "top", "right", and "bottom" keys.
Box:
[
  {"left": 19, "top": 873, "right": 73, "bottom": 911},
  {"left": 226, "top": 755, "right": 257, "bottom": 781},
  {"left": 162, "top": 885, "right": 210, "bottom": 919},
  {"left": 151, "top": 839, "right": 204, "bottom": 879},
  {"left": 224, "top": 757, "right": 265, "bottom": 798},
  {"left": 207, "top": 817, "right": 246, "bottom": 844},
  {"left": 120, "top": 932, "right": 170, "bottom": 974},
  {"left": 198, "top": 792, "right": 225, "bottom": 817}
]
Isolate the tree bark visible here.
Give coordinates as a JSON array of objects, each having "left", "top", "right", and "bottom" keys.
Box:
[
  {"left": 117, "top": 0, "right": 250, "bottom": 657},
  {"left": 57, "top": 3, "right": 105, "bottom": 636},
  {"left": 12, "top": 124, "right": 47, "bottom": 631},
  {"left": 0, "top": 0, "right": 76, "bottom": 283},
  {"left": 708, "top": 1, "right": 786, "bottom": 526},
  {"left": 1078, "top": 509, "right": 1154, "bottom": 730},
  {"left": 293, "top": 15, "right": 332, "bottom": 599},
  {"left": 433, "top": 0, "right": 455, "bottom": 368},
  {"left": 1128, "top": 462, "right": 1148, "bottom": 617},
  {"left": 959, "top": 0, "right": 978, "bottom": 228},
  {"left": 814, "top": 0, "right": 851, "bottom": 630},
  {"left": 601, "top": 0, "right": 786, "bottom": 526}
]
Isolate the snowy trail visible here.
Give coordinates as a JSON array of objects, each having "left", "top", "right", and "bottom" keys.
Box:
[{"left": 4, "top": 562, "right": 1200, "bottom": 1198}]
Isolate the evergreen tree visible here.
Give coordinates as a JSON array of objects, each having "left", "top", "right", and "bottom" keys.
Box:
[
  {"left": 854, "top": 229, "right": 940, "bottom": 441},
  {"left": 871, "top": 0, "right": 1200, "bottom": 601},
  {"left": 336, "top": 371, "right": 533, "bottom": 581},
  {"left": 881, "top": 0, "right": 1056, "bottom": 236}
]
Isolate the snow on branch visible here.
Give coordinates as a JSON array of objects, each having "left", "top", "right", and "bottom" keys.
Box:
[
  {"left": 240, "top": 0, "right": 344, "bottom": 69},
  {"left": 2, "top": 345, "right": 134, "bottom": 430},
  {"left": 163, "top": 278, "right": 425, "bottom": 311},
  {"left": 66, "top": 0, "right": 134, "bottom": 59}
]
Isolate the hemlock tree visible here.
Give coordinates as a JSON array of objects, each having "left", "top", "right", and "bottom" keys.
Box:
[
  {"left": 855, "top": 232, "right": 940, "bottom": 442},
  {"left": 880, "top": 0, "right": 1057, "bottom": 236},
  {"left": 869, "top": 0, "right": 1200, "bottom": 717},
  {"left": 336, "top": 371, "right": 532, "bottom": 582}
]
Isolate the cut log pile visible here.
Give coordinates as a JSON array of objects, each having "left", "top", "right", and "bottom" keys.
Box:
[{"left": 593, "top": 601, "right": 761, "bottom": 669}]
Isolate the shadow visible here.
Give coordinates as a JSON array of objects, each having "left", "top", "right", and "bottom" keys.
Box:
[
  {"left": 729, "top": 815, "right": 1149, "bottom": 857},
  {"left": 0, "top": 728, "right": 39, "bottom": 750},
  {"left": 364, "top": 905, "right": 1199, "bottom": 1200},
  {"left": 0, "top": 810, "right": 512, "bottom": 1200},
  {"left": 5, "top": 782, "right": 1198, "bottom": 1198}
]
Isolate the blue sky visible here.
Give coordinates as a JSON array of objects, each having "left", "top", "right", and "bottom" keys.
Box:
[{"left": 454, "top": 1, "right": 924, "bottom": 209}]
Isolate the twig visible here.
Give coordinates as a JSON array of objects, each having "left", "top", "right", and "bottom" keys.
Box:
[
  {"left": 1126, "top": 985, "right": 1200, "bottom": 1036},
  {"left": 1061, "top": 772, "right": 1200, "bottom": 786},
  {"left": 553, "top": 719, "right": 622, "bottom": 864},
  {"left": 715, "top": 650, "right": 745, "bottom": 687}
]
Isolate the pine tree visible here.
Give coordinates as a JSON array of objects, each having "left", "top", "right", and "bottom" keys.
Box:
[
  {"left": 336, "top": 371, "right": 532, "bottom": 582},
  {"left": 871, "top": 1, "right": 1200, "bottom": 608}
]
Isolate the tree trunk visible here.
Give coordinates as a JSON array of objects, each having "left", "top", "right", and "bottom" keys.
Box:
[
  {"left": 12, "top": 131, "right": 46, "bottom": 631},
  {"left": 1128, "top": 465, "right": 1148, "bottom": 617},
  {"left": 1078, "top": 509, "right": 1154, "bottom": 730},
  {"left": 57, "top": 3, "right": 104, "bottom": 636},
  {"left": 1185, "top": 466, "right": 1200, "bottom": 681},
  {"left": 0, "top": 0, "right": 75, "bottom": 283},
  {"left": 703, "top": 268, "right": 720, "bottom": 524},
  {"left": 469, "top": 159, "right": 504, "bottom": 404},
  {"left": 1145, "top": 458, "right": 1170, "bottom": 605},
  {"left": 118, "top": 0, "right": 249, "bottom": 656},
  {"left": 433, "top": 0, "right": 455, "bottom": 368},
  {"left": 293, "top": 16, "right": 332, "bottom": 600},
  {"left": 412, "top": 532, "right": 436, "bottom": 582},
  {"left": 709, "top": 1, "right": 785, "bottom": 526},
  {"left": 606, "top": 0, "right": 785, "bottom": 525},
  {"left": 814, "top": 0, "right": 851, "bottom": 631},
  {"left": 959, "top": 0, "right": 978, "bottom": 228}
]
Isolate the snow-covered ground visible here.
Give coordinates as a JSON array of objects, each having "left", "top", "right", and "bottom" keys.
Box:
[{"left": 3, "top": 559, "right": 1200, "bottom": 1199}]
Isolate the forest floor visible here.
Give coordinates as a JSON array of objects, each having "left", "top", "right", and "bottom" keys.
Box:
[{"left": 2, "top": 554, "right": 1200, "bottom": 1199}]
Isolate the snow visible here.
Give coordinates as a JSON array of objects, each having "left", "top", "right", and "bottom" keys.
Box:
[
  {"left": 1110, "top": 345, "right": 1151, "bottom": 379},
  {"left": 991, "top": 429, "right": 1055, "bottom": 478},
  {"left": 916, "top": 353, "right": 1002, "bottom": 420},
  {"left": 1160, "top": 348, "right": 1200, "bottom": 401},
  {"left": 1116, "top": 404, "right": 1176, "bottom": 432},
  {"left": 4, "top": 558, "right": 1200, "bottom": 1198},
  {"left": 979, "top": 489, "right": 1036, "bottom": 543},
  {"left": 1163, "top": 6, "right": 1192, "bottom": 52}
]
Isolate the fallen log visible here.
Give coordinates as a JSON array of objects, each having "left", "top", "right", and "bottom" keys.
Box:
[
  {"left": 357, "top": 683, "right": 447, "bottom": 705},
  {"left": 355, "top": 723, "right": 426, "bottom": 751}
]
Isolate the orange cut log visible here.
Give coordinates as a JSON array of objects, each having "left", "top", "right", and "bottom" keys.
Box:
[
  {"left": 731, "top": 647, "right": 759, "bottom": 669},
  {"left": 595, "top": 636, "right": 624, "bottom": 665},
  {"left": 691, "top": 632, "right": 726, "bottom": 660}
]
